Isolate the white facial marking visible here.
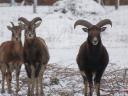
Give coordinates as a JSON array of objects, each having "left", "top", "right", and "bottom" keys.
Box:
[
  {"left": 27, "top": 32, "right": 34, "bottom": 39},
  {"left": 92, "top": 37, "right": 98, "bottom": 45}
]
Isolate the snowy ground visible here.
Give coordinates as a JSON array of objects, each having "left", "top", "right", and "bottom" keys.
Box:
[{"left": 0, "top": 0, "right": 128, "bottom": 95}]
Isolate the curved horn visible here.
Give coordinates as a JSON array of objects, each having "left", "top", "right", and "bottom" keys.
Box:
[
  {"left": 96, "top": 19, "right": 112, "bottom": 28},
  {"left": 10, "top": 22, "right": 14, "bottom": 27},
  {"left": 31, "top": 17, "right": 42, "bottom": 24},
  {"left": 74, "top": 20, "right": 93, "bottom": 29},
  {"left": 18, "top": 17, "right": 29, "bottom": 24}
]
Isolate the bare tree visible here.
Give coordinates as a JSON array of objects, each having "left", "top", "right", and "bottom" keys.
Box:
[
  {"left": 33, "top": 0, "right": 37, "bottom": 13},
  {"left": 94, "top": 0, "right": 103, "bottom": 5},
  {"left": 94, "top": 0, "right": 98, "bottom": 2},
  {"left": 115, "top": 0, "right": 120, "bottom": 10},
  {"left": 97, "top": 0, "right": 101, "bottom": 4},
  {"left": 11, "top": 0, "right": 15, "bottom": 6}
]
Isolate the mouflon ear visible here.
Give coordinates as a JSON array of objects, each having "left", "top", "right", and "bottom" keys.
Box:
[
  {"left": 7, "top": 26, "right": 12, "bottom": 31},
  {"left": 82, "top": 28, "right": 88, "bottom": 32},
  {"left": 100, "top": 27, "right": 106, "bottom": 32}
]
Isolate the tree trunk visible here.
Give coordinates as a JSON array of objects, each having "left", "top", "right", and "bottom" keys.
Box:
[
  {"left": 33, "top": 0, "right": 37, "bottom": 13},
  {"left": 98, "top": 0, "right": 101, "bottom": 4},
  {"left": 94, "top": 0, "right": 98, "bottom": 2},
  {"left": 11, "top": 0, "right": 15, "bottom": 6},
  {"left": 115, "top": 0, "right": 120, "bottom": 10},
  {"left": 94, "top": 0, "right": 102, "bottom": 5}
]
